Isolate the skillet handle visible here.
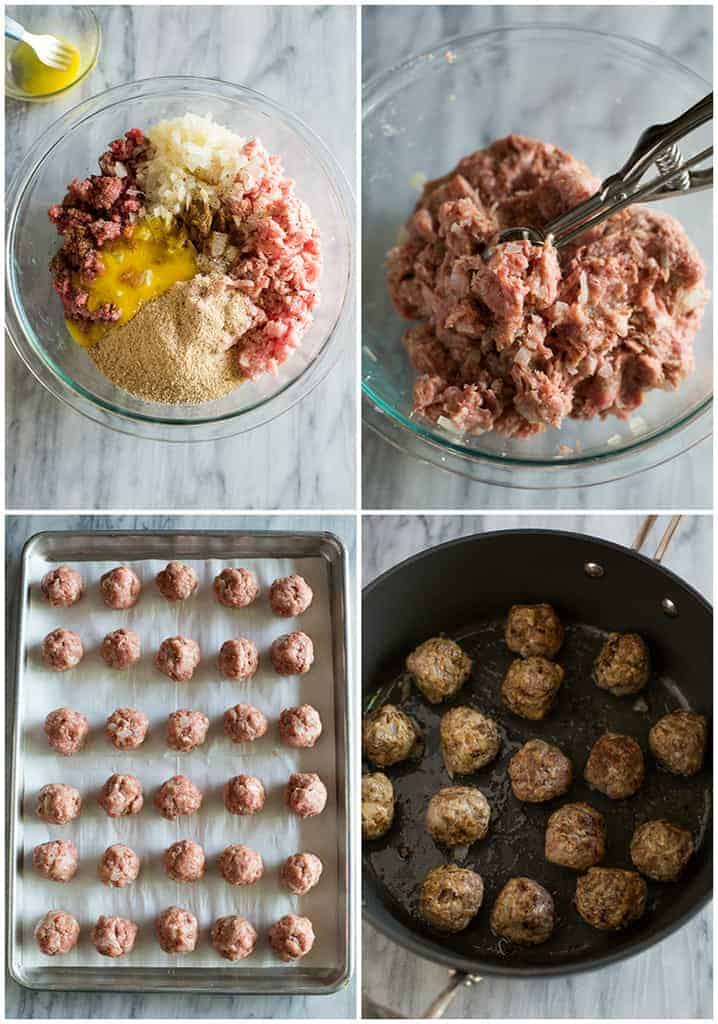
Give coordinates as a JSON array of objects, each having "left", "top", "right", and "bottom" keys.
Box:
[
  {"left": 631, "top": 515, "right": 681, "bottom": 563},
  {"left": 421, "top": 970, "right": 482, "bottom": 1018}
]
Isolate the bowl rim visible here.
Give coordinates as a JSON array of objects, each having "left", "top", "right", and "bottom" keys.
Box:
[
  {"left": 6, "top": 74, "right": 355, "bottom": 442},
  {"left": 361, "top": 22, "right": 712, "bottom": 474},
  {"left": 5, "top": 5, "right": 102, "bottom": 103}
]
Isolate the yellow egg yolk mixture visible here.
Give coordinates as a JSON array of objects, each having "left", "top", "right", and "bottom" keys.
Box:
[{"left": 11, "top": 39, "right": 81, "bottom": 96}]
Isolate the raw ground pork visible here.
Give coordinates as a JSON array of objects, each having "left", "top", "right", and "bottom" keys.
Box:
[{"left": 387, "top": 135, "right": 708, "bottom": 438}]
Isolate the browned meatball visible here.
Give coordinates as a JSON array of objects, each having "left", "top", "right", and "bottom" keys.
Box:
[
  {"left": 44, "top": 707, "right": 89, "bottom": 756},
  {"left": 363, "top": 704, "right": 419, "bottom": 767},
  {"left": 593, "top": 633, "right": 650, "bottom": 696},
  {"left": 649, "top": 710, "right": 707, "bottom": 777},
  {"left": 269, "top": 574, "right": 313, "bottom": 617},
  {"left": 362, "top": 772, "right": 395, "bottom": 840},
  {"left": 213, "top": 567, "right": 259, "bottom": 608},
  {"left": 501, "top": 657, "right": 564, "bottom": 720},
  {"left": 100, "top": 566, "right": 141, "bottom": 609},
  {"left": 99, "top": 774, "right": 144, "bottom": 817},
  {"left": 163, "top": 840, "right": 206, "bottom": 882},
  {"left": 98, "top": 844, "right": 140, "bottom": 887},
  {"left": 426, "top": 786, "right": 490, "bottom": 846},
  {"left": 223, "top": 703, "right": 267, "bottom": 743},
  {"left": 268, "top": 914, "right": 315, "bottom": 961},
  {"left": 505, "top": 604, "right": 564, "bottom": 658},
  {"left": 36, "top": 783, "right": 81, "bottom": 825},
  {"left": 211, "top": 915, "right": 257, "bottom": 961},
  {"left": 32, "top": 840, "right": 79, "bottom": 882},
  {"left": 224, "top": 774, "right": 265, "bottom": 815},
  {"left": 155, "top": 906, "right": 198, "bottom": 953},
  {"left": 34, "top": 911, "right": 80, "bottom": 955},
  {"left": 281, "top": 852, "right": 323, "bottom": 895},
  {"left": 575, "top": 867, "right": 646, "bottom": 930},
  {"left": 91, "top": 915, "right": 138, "bottom": 958},
  {"left": 490, "top": 877, "right": 555, "bottom": 945},
  {"left": 279, "top": 705, "right": 322, "bottom": 748},
  {"left": 419, "top": 864, "right": 484, "bottom": 932},
  {"left": 166, "top": 709, "right": 209, "bottom": 752},
  {"left": 155, "top": 636, "right": 200, "bottom": 682},
  {"left": 41, "top": 566, "right": 83, "bottom": 607},
  {"left": 508, "top": 739, "right": 573, "bottom": 803},
  {"left": 584, "top": 732, "right": 644, "bottom": 799},
  {"left": 271, "top": 631, "right": 314, "bottom": 675},
  {"left": 155, "top": 561, "right": 198, "bottom": 601},
  {"left": 218, "top": 637, "right": 259, "bottom": 680},
  {"left": 440, "top": 706, "right": 500, "bottom": 775},
  {"left": 630, "top": 819, "right": 694, "bottom": 882},
  {"left": 285, "top": 772, "right": 327, "bottom": 818},
  {"left": 545, "top": 803, "right": 606, "bottom": 871},
  {"left": 218, "top": 844, "right": 264, "bottom": 885},
  {"left": 100, "top": 628, "right": 141, "bottom": 670},
  {"left": 406, "top": 636, "right": 472, "bottom": 704},
  {"left": 105, "top": 707, "right": 148, "bottom": 750},
  {"left": 42, "top": 628, "right": 83, "bottom": 671},
  {"left": 155, "top": 775, "right": 203, "bottom": 819}
]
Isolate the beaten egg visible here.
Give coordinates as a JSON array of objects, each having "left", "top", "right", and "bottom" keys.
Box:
[{"left": 10, "top": 38, "right": 81, "bottom": 96}]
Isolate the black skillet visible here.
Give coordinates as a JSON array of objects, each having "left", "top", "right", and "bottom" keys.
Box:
[{"left": 362, "top": 517, "right": 712, "bottom": 1017}]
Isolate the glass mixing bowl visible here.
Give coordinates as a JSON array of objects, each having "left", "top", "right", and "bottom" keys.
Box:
[
  {"left": 362, "top": 26, "right": 712, "bottom": 489},
  {"left": 6, "top": 76, "right": 354, "bottom": 442}
]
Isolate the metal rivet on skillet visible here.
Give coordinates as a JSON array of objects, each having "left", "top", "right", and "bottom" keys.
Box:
[
  {"left": 584, "top": 562, "right": 605, "bottom": 578},
  {"left": 661, "top": 597, "right": 679, "bottom": 617}
]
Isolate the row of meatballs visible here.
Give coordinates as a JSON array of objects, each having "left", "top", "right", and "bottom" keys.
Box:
[
  {"left": 36, "top": 772, "right": 328, "bottom": 823},
  {"left": 40, "top": 628, "right": 315, "bottom": 679},
  {"left": 41, "top": 564, "right": 314, "bottom": 616},
  {"left": 42, "top": 703, "right": 323, "bottom": 756},
  {"left": 34, "top": 909, "right": 316, "bottom": 962}
]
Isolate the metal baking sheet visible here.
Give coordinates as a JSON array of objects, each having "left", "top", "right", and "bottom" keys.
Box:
[{"left": 9, "top": 530, "right": 352, "bottom": 994}]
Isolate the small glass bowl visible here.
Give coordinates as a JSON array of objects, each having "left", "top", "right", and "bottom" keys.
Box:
[
  {"left": 5, "top": 6, "right": 100, "bottom": 102},
  {"left": 362, "top": 26, "right": 712, "bottom": 489},
  {"left": 6, "top": 76, "right": 355, "bottom": 442}
]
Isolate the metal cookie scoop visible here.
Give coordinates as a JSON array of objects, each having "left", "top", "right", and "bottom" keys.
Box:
[
  {"left": 5, "top": 15, "right": 74, "bottom": 70},
  {"left": 485, "top": 93, "right": 713, "bottom": 258}
]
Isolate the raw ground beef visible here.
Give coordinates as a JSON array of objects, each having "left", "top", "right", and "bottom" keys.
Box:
[{"left": 387, "top": 135, "right": 708, "bottom": 438}]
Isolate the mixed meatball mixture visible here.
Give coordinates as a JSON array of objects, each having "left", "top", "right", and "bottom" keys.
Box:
[
  {"left": 36, "top": 783, "right": 82, "bottom": 825},
  {"left": 163, "top": 839, "right": 206, "bottom": 882},
  {"left": 41, "top": 566, "right": 83, "bottom": 607},
  {"left": 99, "top": 565, "right": 141, "bottom": 609},
  {"left": 544, "top": 803, "right": 606, "bottom": 871},
  {"left": 630, "top": 819, "right": 694, "bottom": 882},
  {"left": 32, "top": 839, "right": 79, "bottom": 882},
  {"left": 363, "top": 703, "right": 420, "bottom": 767},
  {"left": 575, "top": 867, "right": 647, "bottom": 931},
  {"left": 270, "top": 631, "right": 315, "bottom": 675},
  {"left": 91, "top": 915, "right": 138, "bottom": 958},
  {"left": 224, "top": 773, "right": 266, "bottom": 815},
  {"left": 584, "top": 732, "right": 645, "bottom": 799},
  {"left": 44, "top": 707, "right": 89, "bottom": 756},
  {"left": 440, "top": 705, "right": 500, "bottom": 775},
  {"left": 218, "top": 636, "right": 259, "bottom": 680},
  {"left": 285, "top": 772, "right": 327, "bottom": 818},
  {"left": 508, "top": 739, "right": 573, "bottom": 803},
  {"left": 362, "top": 772, "right": 395, "bottom": 840},
  {"left": 99, "top": 773, "right": 144, "bottom": 817},
  {"left": 281, "top": 852, "right": 324, "bottom": 895},
  {"left": 593, "top": 632, "right": 650, "bottom": 696},
  {"left": 279, "top": 704, "right": 323, "bottom": 748},
  {"left": 223, "top": 703, "right": 268, "bottom": 744},
  {"left": 155, "top": 774, "right": 203, "bottom": 819},
  {"left": 269, "top": 574, "right": 314, "bottom": 617},
  {"left": 155, "top": 561, "right": 198, "bottom": 601},
  {"left": 98, "top": 844, "right": 140, "bottom": 887},
  {"left": 490, "top": 877, "right": 555, "bottom": 945},
  {"left": 649, "top": 709, "right": 707, "bottom": 776},
  {"left": 213, "top": 567, "right": 259, "bottom": 608},
  {"left": 419, "top": 864, "right": 484, "bottom": 933},
  {"left": 34, "top": 910, "right": 80, "bottom": 956},
  {"left": 501, "top": 656, "right": 565, "bottom": 720},
  {"left": 166, "top": 708, "right": 209, "bottom": 751},
  {"left": 211, "top": 915, "right": 257, "bottom": 961},
  {"left": 155, "top": 635, "right": 200, "bottom": 681},
  {"left": 105, "top": 707, "right": 149, "bottom": 750},
  {"left": 406, "top": 635, "right": 472, "bottom": 704},
  {"left": 155, "top": 906, "right": 198, "bottom": 954},
  {"left": 218, "top": 843, "right": 264, "bottom": 886},
  {"left": 100, "top": 627, "right": 141, "bottom": 669},
  {"left": 505, "top": 603, "right": 564, "bottom": 658},
  {"left": 387, "top": 135, "right": 707, "bottom": 438},
  {"left": 42, "top": 628, "right": 83, "bottom": 671},
  {"left": 269, "top": 914, "right": 316, "bottom": 961},
  {"left": 425, "top": 785, "right": 491, "bottom": 846}
]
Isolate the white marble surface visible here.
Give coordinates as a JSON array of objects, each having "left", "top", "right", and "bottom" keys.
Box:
[
  {"left": 361, "top": 513, "right": 712, "bottom": 1018},
  {"left": 6, "top": 514, "right": 356, "bottom": 1019},
  {"left": 6, "top": 6, "right": 356, "bottom": 510},
  {"left": 362, "top": 4, "right": 713, "bottom": 510}
]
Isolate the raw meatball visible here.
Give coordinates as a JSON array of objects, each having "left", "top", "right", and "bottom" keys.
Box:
[
  {"left": 440, "top": 706, "right": 500, "bottom": 775},
  {"left": 100, "top": 628, "right": 141, "bottom": 670},
  {"left": 362, "top": 772, "right": 395, "bottom": 840},
  {"left": 155, "top": 906, "right": 198, "bottom": 954},
  {"left": 100, "top": 565, "right": 141, "bottom": 609},
  {"left": 218, "top": 637, "right": 259, "bottom": 680},
  {"left": 584, "top": 732, "right": 645, "bottom": 799},
  {"left": 44, "top": 707, "right": 89, "bottom": 756},
  {"left": 649, "top": 709, "right": 708, "bottom": 777},
  {"left": 271, "top": 631, "right": 314, "bottom": 675},
  {"left": 269, "top": 574, "right": 313, "bottom": 617},
  {"left": 545, "top": 803, "right": 606, "bottom": 871},
  {"left": 593, "top": 633, "right": 650, "bottom": 696},
  {"left": 419, "top": 864, "right": 484, "bottom": 933},
  {"left": 268, "top": 914, "right": 315, "bottom": 961},
  {"left": 36, "top": 783, "right": 82, "bottom": 825},
  {"left": 223, "top": 703, "right": 267, "bottom": 744},
  {"left": 406, "top": 636, "right": 472, "bottom": 704},
  {"left": 166, "top": 708, "right": 209, "bottom": 752},
  {"left": 213, "top": 567, "right": 259, "bottom": 608},
  {"left": 98, "top": 774, "right": 144, "bottom": 817},
  {"left": 490, "top": 877, "right": 555, "bottom": 945},
  {"left": 508, "top": 739, "right": 573, "bottom": 803},
  {"left": 98, "top": 844, "right": 140, "bottom": 887},
  {"left": 505, "top": 603, "right": 564, "bottom": 658},
  {"left": 224, "top": 774, "right": 265, "bottom": 815},
  {"left": 163, "top": 839, "right": 206, "bottom": 882},
  {"left": 105, "top": 707, "right": 148, "bottom": 750},
  {"left": 279, "top": 704, "right": 322, "bottom": 748},
  {"left": 426, "top": 786, "right": 491, "bottom": 846},
  {"left": 155, "top": 636, "right": 200, "bottom": 681},
  {"left": 218, "top": 843, "right": 264, "bottom": 886},
  {"left": 155, "top": 561, "right": 198, "bottom": 601},
  {"left": 42, "top": 628, "right": 83, "bottom": 671},
  {"left": 90, "top": 915, "right": 138, "bottom": 958},
  {"left": 32, "top": 839, "right": 79, "bottom": 882},
  {"left": 501, "top": 657, "right": 564, "bottom": 720},
  {"left": 575, "top": 867, "right": 647, "bottom": 930},
  {"left": 281, "top": 852, "right": 323, "bottom": 895},
  {"left": 34, "top": 910, "right": 80, "bottom": 955},
  {"left": 286, "top": 772, "right": 328, "bottom": 818},
  {"left": 211, "top": 915, "right": 257, "bottom": 961},
  {"left": 41, "top": 566, "right": 83, "bottom": 607},
  {"left": 630, "top": 819, "right": 694, "bottom": 882},
  {"left": 363, "top": 704, "right": 420, "bottom": 767},
  {"left": 155, "top": 775, "right": 203, "bottom": 819}
]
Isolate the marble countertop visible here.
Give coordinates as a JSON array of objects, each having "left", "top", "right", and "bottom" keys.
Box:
[
  {"left": 362, "top": 4, "right": 712, "bottom": 511},
  {"left": 361, "top": 512, "right": 712, "bottom": 1018},
  {"left": 6, "top": 6, "right": 356, "bottom": 511},
  {"left": 6, "top": 514, "right": 356, "bottom": 1020}
]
